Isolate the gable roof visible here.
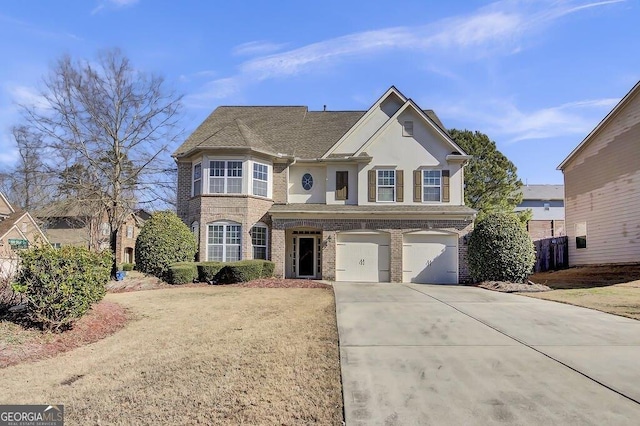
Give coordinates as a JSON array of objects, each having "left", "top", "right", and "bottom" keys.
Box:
[
  {"left": 558, "top": 80, "right": 640, "bottom": 170},
  {"left": 519, "top": 184, "right": 564, "bottom": 201},
  {"left": 174, "top": 106, "right": 364, "bottom": 159},
  {"left": 173, "top": 86, "right": 452, "bottom": 160},
  {"left": 0, "top": 210, "right": 49, "bottom": 243},
  {"left": 353, "top": 98, "right": 467, "bottom": 157},
  {"left": 0, "top": 192, "right": 15, "bottom": 217}
]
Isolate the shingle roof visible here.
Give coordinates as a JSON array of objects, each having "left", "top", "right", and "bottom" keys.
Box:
[
  {"left": 0, "top": 210, "right": 27, "bottom": 239},
  {"left": 174, "top": 107, "right": 364, "bottom": 159},
  {"left": 174, "top": 106, "right": 450, "bottom": 159},
  {"left": 269, "top": 203, "right": 476, "bottom": 215},
  {"left": 520, "top": 185, "right": 564, "bottom": 201}
]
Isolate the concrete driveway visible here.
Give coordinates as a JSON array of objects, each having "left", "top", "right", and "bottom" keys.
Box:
[{"left": 335, "top": 283, "right": 640, "bottom": 425}]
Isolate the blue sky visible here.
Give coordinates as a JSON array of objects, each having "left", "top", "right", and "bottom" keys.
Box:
[{"left": 0, "top": 0, "right": 638, "bottom": 184}]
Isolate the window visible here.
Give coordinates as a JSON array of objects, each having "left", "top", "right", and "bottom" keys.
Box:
[
  {"left": 336, "top": 171, "right": 348, "bottom": 200},
  {"left": 126, "top": 225, "right": 134, "bottom": 238},
  {"left": 193, "top": 163, "right": 202, "bottom": 196},
  {"left": 207, "top": 222, "right": 241, "bottom": 262},
  {"left": 101, "top": 222, "right": 110, "bottom": 236},
  {"left": 51, "top": 242, "right": 61, "bottom": 249},
  {"left": 209, "top": 160, "right": 242, "bottom": 194},
  {"left": 403, "top": 120, "right": 414, "bottom": 136},
  {"left": 544, "top": 202, "right": 550, "bottom": 211},
  {"left": 251, "top": 224, "right": 268, "bottom": 260},
  {"left": 253, "top": 163, "right": 269, "bottom": 197},
  {"left": 576, "top": 222, "right": 587, "bottom": 249},
  {"left": 21, "top": 222, "right": 27, "bottom": 233},
  {"left": 377, "top": 170, "right": 395, "bottom": 202},
  {"left": 191, "top": 221, "right": 199, "bottom": 244},
  {"left": 423, "top": 170, "right": 441, "bottom": 202}
]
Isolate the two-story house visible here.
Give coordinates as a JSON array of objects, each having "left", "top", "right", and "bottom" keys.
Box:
[
  {"left": 515, "top": 184, "right": 565, "bottom": 240},
  {"left": 174, "top": 87, "right": 476, "bottom": 283}
]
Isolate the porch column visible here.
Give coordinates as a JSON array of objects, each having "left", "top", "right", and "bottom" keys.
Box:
[{"left": 271, "top": 228, "right": 286, "bottom": 278}]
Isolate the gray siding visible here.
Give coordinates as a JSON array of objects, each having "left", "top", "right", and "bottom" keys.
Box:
[{"left": 563, "top": 89, "right": 640, "bottom": 265}]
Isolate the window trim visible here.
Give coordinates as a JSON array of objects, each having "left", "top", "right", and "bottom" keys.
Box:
[
  {"left": 207, "top": 221, "right": 242, "bottom": 262},
  {"left": 250, "top": 223, "right": 269, "bottom": 260},
  {"left": 252, "top": 162, "right": 269, "bottom": 197},
  {"left": 209, "top": 160, "right": 243, "bottom": 194},
  {"left": 192, "top": 162, "right": 202, "bottom": 196},
  {"left": 422, "top": 169, "right": 442, "bottom": 203},
  {"left": 376, "top": 169, "right": 396, "bottom": 203}
]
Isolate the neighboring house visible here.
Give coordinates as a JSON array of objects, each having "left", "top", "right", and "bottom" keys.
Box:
[
  {"left": 174, "top": 86, "right": 476, "bottom": 283},
  {"left": 0, "top": 192, "right": 49, "bottom": 276},
  {"left": 558, "top": 80, "right": 640, "bottom": 266},
  {"left": 36, "top": 202, "right": 150, "bottom": 265},
  {"left": 515, "top": 184, "right": 565, "bottom": 240}
]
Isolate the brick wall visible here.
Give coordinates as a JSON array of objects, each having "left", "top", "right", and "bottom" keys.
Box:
[
  {"left": 272, "top": 162, "right": 288, "bottom": 204},
  {"left": 186, "top": 195, "right": 273, "bottom": 262},
  {"left": 272, "top": 217, "right": 473, "bottom": 283},
  {"left": 527, "top": 220, "right": 565, "bottom": 241},
  {"left": 176, "top": 161, "right": 192, "bottom": 222}
]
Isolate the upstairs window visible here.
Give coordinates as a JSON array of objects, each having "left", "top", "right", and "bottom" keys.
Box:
[
  {"left": 210, "top": 160, "right": 242, "bottom": 194},
  {"left": 252, "top": 163, "right": 269, "bottom": 197},
  {"left": 423, "top": 170, "right": 441, "bottom": 202},
  {"left": 193, "top": 163, "right": 202, "bottom": 196},
  {"left": 126, "top": 225, "right": 134, "bottom": 238},
  {"left": 402, "top": 120, "right": 414, "bottom": 137},
  {"left": 377, "top": 170, "right": 395, "bottom": 202}
]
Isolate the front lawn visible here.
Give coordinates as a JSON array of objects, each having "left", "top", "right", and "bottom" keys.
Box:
[
  {"left": 527, "top": 265, "right": 640, "bottom": 320},
  {"left": 0, "top": 286, "right": 343, "bottom": 425}
]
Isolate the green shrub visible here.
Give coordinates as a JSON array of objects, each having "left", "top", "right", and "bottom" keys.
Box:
[
  {"left": 120, "top": 263, "right": 134, "bottom": 271},
  {"left": 196, "top": 262, "right": 224, "bottom": 283},
  {"left": 14, "top": 245, "right": 111, "bottom": 331},
  {"left": 467, "top": 212, "right": 535, "bottom": 283},
  {"left": 168, "top": 262, "right": 198, "bottom": 285},
  {"left": 260, "top": 260, "right": 275, "bottom": 278},
  {"left": 213, "top": 260, "right": 274, "bottom": 284},
  {"left": 135, "top": 211, "right": 197, "bottom": 279}
]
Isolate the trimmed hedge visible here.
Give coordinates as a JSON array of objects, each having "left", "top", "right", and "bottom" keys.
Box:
[
  {"left": 14, "top": 245, "right": 111, "bottom": 331},
  {"left": 215, "top": 260, "right": 275, "bottom": 284},
  {"left": 196, "top": 262, "right": 224, "bottom": 283},
  {"left": 468, "top": 212, "right": 535, "bottom": 283},
  {"left": 121, "top": 263, "right": 134, "bottom": 271},
  {"left": 168, "top": 262, "right": 198, "bottom": 285}
]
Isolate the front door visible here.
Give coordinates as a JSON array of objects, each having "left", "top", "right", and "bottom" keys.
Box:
[{"left": 297, "top": 237, "right": 316, "bottom": 278}]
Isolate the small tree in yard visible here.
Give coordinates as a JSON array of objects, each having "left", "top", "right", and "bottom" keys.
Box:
[
  {"left": 135, "top": 211, "right": 196, "bottom": 279},
  {"left": 468, "top": 212, "right": 535, "bottom": 283},
  {"left": 13, "top": 245, "right": 111, "bottom": 331}
]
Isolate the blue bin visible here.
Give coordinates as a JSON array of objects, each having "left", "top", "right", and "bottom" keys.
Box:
[{"left": 115, "top": 271, "right": 126, "bottom": 281}]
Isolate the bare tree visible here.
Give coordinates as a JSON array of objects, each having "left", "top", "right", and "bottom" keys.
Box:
[
  {"left": 0, "top": 126, "right": 55, "bottom": 211},
  {"left": 22, "top": 48, "right": 183, "bottom": 276}
]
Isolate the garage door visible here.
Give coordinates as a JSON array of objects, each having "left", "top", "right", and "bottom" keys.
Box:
[
  {"left": 402, "top": 232, "right": 458, "bottom": 284},
  {"left": 336, "top": 232, "right": 390, "bottom": 282}
]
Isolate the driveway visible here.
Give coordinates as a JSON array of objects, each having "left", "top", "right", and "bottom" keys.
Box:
[{"left": 335, "top": 283, "right": 640, "bottom": 425}]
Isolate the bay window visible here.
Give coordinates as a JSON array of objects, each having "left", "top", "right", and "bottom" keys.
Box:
[
  {"left": 252, "top": 162, "right": 268, "bottom": 197},
  {"left": 207, "top": 222, "right": 241, "bottom": 262},
  {"left": 209, "top": 160, "right": 242, "bottom": 194}
]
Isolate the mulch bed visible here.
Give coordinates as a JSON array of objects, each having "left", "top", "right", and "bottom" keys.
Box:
[
  {"left": 477, "top": 281, "right": 551, "bottom": 293},
  {"left": 0, "top": 301, "right": 128, "bottom": 369}
]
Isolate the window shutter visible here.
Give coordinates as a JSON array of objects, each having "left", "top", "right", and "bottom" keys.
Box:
[
  {"left": 396, "top": 170, "right": 404, "bottom": 202},
  {"left": 413, "top": 170, "right": 422, "bottom": 202},
  {"left": 442, "top": 169, "right": 450, "bottom": 202},
  {"left": 368, "top": 170, "right": 376, "bottom": 202},
  {"left": 336, "top": 171, "right": 348, "bottom": 200}
]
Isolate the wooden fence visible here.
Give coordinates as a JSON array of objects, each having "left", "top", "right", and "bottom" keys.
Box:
[{"left": 533, "top": 236, "right": 568, "bottom": 272}]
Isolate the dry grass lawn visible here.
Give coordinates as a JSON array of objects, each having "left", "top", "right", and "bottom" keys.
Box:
[
  {"left": 526, "top": 265, "right": 640, "bottom": 320},
  {"left": 0, "top": 287, "right": 343, "bottom": 425}
]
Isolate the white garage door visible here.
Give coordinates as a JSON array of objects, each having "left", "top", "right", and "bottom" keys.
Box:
[
  {"left": 402, "top": 232, "right": 458, "bottom": 284},
  {"left": 336, "top": 232, "right": 390, "bottom": 282}
]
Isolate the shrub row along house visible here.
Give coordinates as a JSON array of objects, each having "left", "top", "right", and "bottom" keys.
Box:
[{"left": 174, "top": 87, "right": 476, "bottom": 283}]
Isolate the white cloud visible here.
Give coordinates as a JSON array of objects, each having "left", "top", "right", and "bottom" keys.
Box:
[
  {"left": 184, "top": 78, "right": 244, "bottom": 109},
  {"left": 437, "top": 97, "right": 620, "bottom": 143},
  {"left": 6, "top": 84, "right": 48, "bottom": 110},
  {"left": 233, "top": 41, "right": 288, "bottom": 57},
  {"left": 188, "top": 0, "right": 624, "bottom": 103},
  {"left": 92, "top": 0, "right": 139, "bottom": 15}
]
